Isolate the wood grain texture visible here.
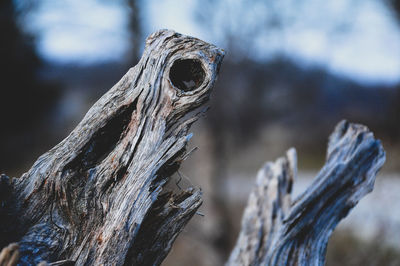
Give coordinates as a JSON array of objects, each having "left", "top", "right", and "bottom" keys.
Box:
[
  {"left": 227, "top": 120, "right": 386, "bottom": 266},
  {"left": 0, "top": 29, "right": 224, "bottom": 265}
]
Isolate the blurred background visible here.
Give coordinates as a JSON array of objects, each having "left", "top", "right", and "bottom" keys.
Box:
[{"left": 1, "top": 0, "right": 400, "bottom": 265}]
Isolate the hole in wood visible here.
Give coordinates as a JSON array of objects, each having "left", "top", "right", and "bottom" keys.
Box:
[
  {"left": 169, "top": 59, "right": 205, "bottom": 92},
  {"left": 64, "top": 101, "right": 136, "bottom": 173}
]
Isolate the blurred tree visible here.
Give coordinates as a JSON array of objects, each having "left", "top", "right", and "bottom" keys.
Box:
[
  {"left": 389, "top": 0, "right": 400, "bottom": 19},
  {"left": 126, "top": 0, "right": 142, "bottom": 62},
  {"left": 386, "top": 0, "right": 400, "bottom": 141},
  {"left": 97, "top": 0, "right": 142, "bottom": 62},
  {"left": 195, "top": 0, "right": 357, "bottom": 61},
  {"left": 0, "top": 0, "right": 60, "bottom": 175}
]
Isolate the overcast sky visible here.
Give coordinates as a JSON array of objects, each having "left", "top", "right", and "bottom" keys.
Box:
[{"left": 24, "top": 0, "right": 400, "bottom": 86}]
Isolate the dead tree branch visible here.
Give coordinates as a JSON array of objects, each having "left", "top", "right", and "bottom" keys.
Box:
[
  {"left": 227, "top": 120, "right": 385, "bottom": 266},
  {"left": 0, "top": 30, "right": 224, "bottom": 265}
]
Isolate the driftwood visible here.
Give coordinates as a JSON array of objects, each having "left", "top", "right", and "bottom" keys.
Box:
[
  {"left": 0, "top": 30, "right": 224, "bottom": 265},
  {"left": 227, "top": 120, "right": 386, "bottom": 266}
]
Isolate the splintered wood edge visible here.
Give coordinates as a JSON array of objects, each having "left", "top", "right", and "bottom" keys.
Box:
[
  {"left": 0, "top": 29, "right": 224, "bottom": 265},
  {"left": 227, "top": 120, "right": 385, "bottom": 266}
]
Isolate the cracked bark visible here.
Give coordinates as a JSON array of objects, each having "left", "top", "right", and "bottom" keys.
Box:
[
  {"left": 227, "top": 120, "right": 386, "bottom": 266},
  {"left": 0, "top": 30, "right": 224, "bottom": 265}
]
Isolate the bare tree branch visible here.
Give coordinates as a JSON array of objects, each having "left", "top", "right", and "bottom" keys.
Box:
[
  {"left": 0, "top": 30, "right": 224, "bottom": 265},
  {"left": 228, "top": 120, "right": 385, "bottom": 266}
]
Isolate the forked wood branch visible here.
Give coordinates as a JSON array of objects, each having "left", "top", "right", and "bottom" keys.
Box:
[
  {"left": 0, "top": 30, "right": 224, "bottom": 265},
  {"left": 227, "top": 120, "right": 386, "bottom": 266}
]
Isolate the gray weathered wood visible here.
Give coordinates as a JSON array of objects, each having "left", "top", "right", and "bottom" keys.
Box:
[
  {"left": 0, "top": 29, "right": 224, "bottom": 265},
  {"left": 227, "top": 120, "right": 386, "bottom": 266}
]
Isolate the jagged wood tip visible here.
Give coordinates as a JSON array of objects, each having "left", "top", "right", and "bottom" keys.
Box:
[
  {"left": 0, "top": 29, "right": 224, "bottom": 265},
  {"left": 227, "top": 120, "right": 385, "bottom": 266}
]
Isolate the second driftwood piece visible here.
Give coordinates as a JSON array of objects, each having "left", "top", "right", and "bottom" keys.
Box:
[
  {"left": 0, "top": 30, "right": 224, "bottom": 265},
  {"left": 227, "top": 120, "right": 386, "bottom": 266}
]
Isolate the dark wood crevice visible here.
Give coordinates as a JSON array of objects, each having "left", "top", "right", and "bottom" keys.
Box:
[
  {"left": 0, "top": 30, "right": 224, "bottom": 265},
  {"left": 64, "top": 101, "right": 137, "bottom": 174}
]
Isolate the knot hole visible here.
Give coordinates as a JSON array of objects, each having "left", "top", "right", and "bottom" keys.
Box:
[{"left": 169, "top": 59, "right": 205, "bottom": 92}]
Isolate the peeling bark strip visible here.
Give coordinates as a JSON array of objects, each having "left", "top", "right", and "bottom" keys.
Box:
[
  {"left": 227, "top": 121, "right": 386, "bottom": 266},
  {"left": 0, "top": 30, "right": 224, "bottom": 265}
]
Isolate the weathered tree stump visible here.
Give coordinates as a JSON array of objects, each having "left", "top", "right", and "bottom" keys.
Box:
[
  {"left": 227, "top": 120, "right": 386, "bottom": 266},
  {"left": 0, "top": 30, "right": 224, "bottom": 265},
  {"left": 0, "top": 28, "right": 387, "bottom": 266}
]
